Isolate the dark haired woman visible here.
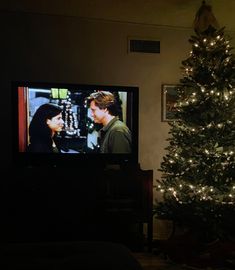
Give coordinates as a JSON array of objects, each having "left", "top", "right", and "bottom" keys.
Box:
[{"left": 27, "top": 103, "right": 64, "bottom": 153}]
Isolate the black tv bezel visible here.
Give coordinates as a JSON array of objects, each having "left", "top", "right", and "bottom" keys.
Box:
[{"left": 12, "top": 81, "right": 139, "bottom": 168}]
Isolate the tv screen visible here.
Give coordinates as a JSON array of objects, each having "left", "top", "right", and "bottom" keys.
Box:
[{"left": 12, "top": 82, "right": 139, "bottom": 167}]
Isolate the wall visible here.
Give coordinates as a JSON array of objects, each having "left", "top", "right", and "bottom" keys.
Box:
[{"left": 3, "top": 9, "right": 231, "bottom": 239}]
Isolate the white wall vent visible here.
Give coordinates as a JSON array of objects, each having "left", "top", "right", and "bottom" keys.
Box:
[{"left": 129, "top": 38, "right": 160, "bottom": 53}]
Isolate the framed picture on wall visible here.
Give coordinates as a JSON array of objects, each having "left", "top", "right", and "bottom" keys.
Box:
[{"left": 161, "top": 84, "right": 180, "bottom": 122}]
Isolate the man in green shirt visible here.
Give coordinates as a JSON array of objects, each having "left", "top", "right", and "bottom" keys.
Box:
[{"left": 87, "top": 91, "right": 132, "bottom": 153}]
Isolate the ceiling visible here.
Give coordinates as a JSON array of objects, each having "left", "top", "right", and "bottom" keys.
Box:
[{"left": 1, "top": 0, "right": 235, "bottom": 32}]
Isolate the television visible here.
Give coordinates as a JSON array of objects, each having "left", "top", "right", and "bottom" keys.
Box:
[{"left": 12, "top": 82, "right": 139, "bottom": 168}]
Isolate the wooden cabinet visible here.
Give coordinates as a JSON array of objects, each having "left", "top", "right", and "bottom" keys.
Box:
[{"left": 3, "top": 164, "right": 153, "bottom": 251}]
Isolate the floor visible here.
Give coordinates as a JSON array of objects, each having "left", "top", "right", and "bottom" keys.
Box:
[{"left": 132, "top": 251, "right": 234, "bottom": 270}]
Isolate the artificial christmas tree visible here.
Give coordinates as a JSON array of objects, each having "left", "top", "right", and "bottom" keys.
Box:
[{"left": 154, "top": 2, "right": 235, "bottom": 265}]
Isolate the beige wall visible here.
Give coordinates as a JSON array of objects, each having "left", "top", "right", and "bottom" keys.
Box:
[{"left": 2, "top": 10, "right": 234, "bottom": 238}]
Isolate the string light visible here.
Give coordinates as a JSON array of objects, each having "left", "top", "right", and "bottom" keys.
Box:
[{"left": 157, "top": 182, "right": 235, "bottom": 205}]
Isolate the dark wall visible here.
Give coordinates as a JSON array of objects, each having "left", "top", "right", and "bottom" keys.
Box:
[{"left": 1, "top": 10, "right": 128, "bottom": 169}]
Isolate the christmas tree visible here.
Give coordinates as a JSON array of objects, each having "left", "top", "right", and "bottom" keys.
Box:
[{"left": 155, "top": 1, "right": 235, "bottom": 241}]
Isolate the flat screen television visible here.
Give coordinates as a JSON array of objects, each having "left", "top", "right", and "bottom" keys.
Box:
[{"left": 12, "top": 82, "right": 139, "bottom": 168}]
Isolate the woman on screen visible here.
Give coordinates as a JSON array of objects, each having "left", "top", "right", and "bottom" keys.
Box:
[{"left": 27, "top": 103, "right": 64, "bottom": 153}]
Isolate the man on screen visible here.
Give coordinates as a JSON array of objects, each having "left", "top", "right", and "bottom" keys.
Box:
[{"left": 87, "top": 91, "right": 132, "bottom": 153}]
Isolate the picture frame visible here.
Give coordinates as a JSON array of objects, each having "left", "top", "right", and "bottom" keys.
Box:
[{"left": 161, "top": 84, "right": 180, "bottom": 122}]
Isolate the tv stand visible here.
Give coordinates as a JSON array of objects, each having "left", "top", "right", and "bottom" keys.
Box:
[{"left": 3, "top": 164, "right": 153, "bottom": 251}]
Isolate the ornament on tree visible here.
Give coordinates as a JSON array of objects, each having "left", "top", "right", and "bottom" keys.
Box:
[{"left": 193, "top": 0, "right": 219, "bottom": 35}]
